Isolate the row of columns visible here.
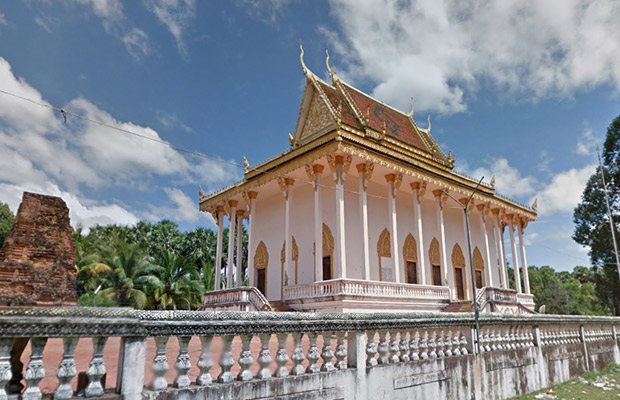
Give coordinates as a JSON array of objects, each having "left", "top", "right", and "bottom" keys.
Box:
[
  {"left": 213, "top": 192, "right": 257, "bottom": 290},
  {"left": 212, "top": 158, "right": 531, "bottom": 296}
]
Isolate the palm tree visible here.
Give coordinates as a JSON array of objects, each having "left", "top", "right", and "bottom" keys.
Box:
[
  {"left": 97, "top": 237, "right": 163, "bottom": 309},
  {"left": 153, "top": 250, "right": 205, "bottom": 310},
  {"left": 74, "top": 229, "right": 111, "bottom": 293}
]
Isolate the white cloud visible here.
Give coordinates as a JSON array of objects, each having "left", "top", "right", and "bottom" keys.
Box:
[
  {"left": 325, "top": 0, "right": 620, "bottom": 114},
  {"left": 65, "top": 0, "right": 150, "bottom": 61},
  {"left": 0, "top": 56, "right": 239, "bottom": 227},
  {"left": 0, "top": 12, "right": 7, "bottom": 26},
  {"left": 238, "top": 0, "right": 293, "bottom": 24},
  {"left": 533, "top": 164, "right": 596, "bottom": 216},
  {"left": 468, "top": 158, "right": 537, "bottom": 198},
  {"left": 145, "top": 0, "right": 196, "bottom": 59},
  {"left": 575, "top": 126, "right": 597, "bottom": 156},
  {"left": 0, "top": 182, "right": 139, "bottom": 230}
]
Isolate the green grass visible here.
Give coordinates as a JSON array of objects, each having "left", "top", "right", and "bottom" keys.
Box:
[{"left": 513, "top": 364, "right": 620, "bottom": 400}]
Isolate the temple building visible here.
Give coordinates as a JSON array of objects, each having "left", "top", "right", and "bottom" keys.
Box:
[{"left": 199, "top": 47, "right": 537, "bottom": 313}]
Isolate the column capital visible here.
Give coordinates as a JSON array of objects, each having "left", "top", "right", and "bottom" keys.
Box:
[
  {"left": 247, "top": 191, "right": 258, "bottom": 199},
  {"left": 384, "top": 173, "right": 402, "bottom": 198},
  {"left": 305, "top": 164, "right": 324, "bottom": 191},
  {"left": 228, "top": 200, "right": 238, "bottom": 209},
  {"left": 432, "top": 189, "right": 447, "bottom": 208},
  {"left": 277, "top": 177, "right": 295, "bottom": 199},
  {"left": 235, "top": 209, "right": 245, "bottom": 218},
  {"left": 357, "top": 163, "right": 374, "bottom": 191}
]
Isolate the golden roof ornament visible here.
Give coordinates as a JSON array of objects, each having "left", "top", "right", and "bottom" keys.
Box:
[
  {"left": 406, "top": 97, "right": 414, "bottom": 118},
  {"left": 299, "top": 43, "right": 307, "bottom": 75},
  {"left": 490, "top": 175, "right": 495, "bottom": 188},
  {"left": 243, "top": 156, "right": 250, "bottom": 173},
  {"left": 199, "top": 185, "right": 206, "bottom": 201},
  {"left": 325, "top": 48, "right": 334, "bottom": 81},
  {"left": 532, "top": 198, "right": 538, "bottom": 212},
  {"left": 288, "top": 132, "right": 295, "bottom": 147},
  {"left": 419, "top": 115, "right": 431, "bottom": 134}
]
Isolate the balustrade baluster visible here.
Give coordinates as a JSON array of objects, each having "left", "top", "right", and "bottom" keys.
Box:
[
  {"left": 22, "top": 337, "right": 47, "bottom": 400},
  {"left": 389, "top": 331, "right": 400, "bottom": 363},
  {"left": 484, "top": 327, "right": 492, "bottom": 352},
  {"left": 478, "top": 328, "right": 486, "bottom": 353},
  {"left": 459, "top": 329, "right": 468, "bottom": 355},
  {"left": 54, "top": 337, "right": 79, "bottom": 400},
  {"left": 291, "top": 333, "right": 305, "bottom": 376},
  {"left": 503, "top": 326, "right": 510, "bottom": 349},
  {"left": 275, "top": 334, "right": 290, "bottom": 377},
  {"left": 509, "top": 326, "right": 517, "bottom": 349},
  {"left": 320, "top": 333, "right": 335, "bottom": 372},
  {"left": 444, "top": 329, "right": 453, "bottom": 357},
  {"left": 85, "top": 336, "right": 107, "bottom": 397},
  {"left": 151, "top": 337, "right": 169, "bottom": 390},
  {"left": 217, "top": 335, "right": 235, "bottom": 383},
  {"left": 196, "top": 336, "right": 213, "bottom": 386},
  {"left": 306, "top": 333, "right": 320, "bottom": 373},
  {"left": 452, "top": 331, "right": 461, "bottom": 356},
  {"left": 377, "top": 331, "right": 389, "bottom": 365},
  {"left": 428, "top": 329, "right": 437, "bottom": 359},
  {"left": 335, "top": 332, "right": 347, "bottom": 370},
  {"left": 174, "top": 336, "right": 191, "bottom": 388},
  {"left": 399, "top": 331, "right": 410, "bottom": 362},
  {"left": 419, "top": 330, "right": 429, "bottom": 360},
  {"left": 437, "top": 329, "right": 445, "bottom": 358},
  {"left": 0, "top": 338, "right": 13, "bottom": 400},
  {"left": 409, "top": 330, "right": 420, "bottom": 360},
  {"left": 366, "top": 331, "right": 378, "bottom": 367},
  {"left": 236, "top": 335, "right": 254, "bottom": 381}
]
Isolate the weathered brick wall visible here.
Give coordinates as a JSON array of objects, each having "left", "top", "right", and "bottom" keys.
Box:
[{"left": 0, "top": 192, "right": 76, "bottom": 306}]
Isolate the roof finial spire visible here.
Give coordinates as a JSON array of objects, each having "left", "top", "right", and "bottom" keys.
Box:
[
  {"left": 325, "top": 48, "right": 334, "bottom": 81},
  {"left": 299, "top": 43, "right": 308, "bottom": 75},
  {"left": 420, "top": 115, "right": 431, "bottom": 134},
  {"left": 406, "top": 97, "right": 414, "bottom": 118}
]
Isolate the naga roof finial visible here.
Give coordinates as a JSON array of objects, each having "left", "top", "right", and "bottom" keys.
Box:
[
  {"left": 288, "top": 132, "right": 295, "bottom": 147},
  {"left": 420, "top": 115, "right": 431, "bottom": 134},
  {"left": 490, "top": 175, "right": 496, "bottom": 188},
  {"left": 325, "top": 48, "right": 334, "bottom": 81},
  {"left": 532, "top": 198, "right": 538, "bottom": 212},
  {"left": 243, "top": 156, "right": 250, "bottom": 173},
  {"left": 299, "top": 43, "right": 308, "bottom": 75},
  {"left": 406, "top": 97, "right": 414, "bottom": 118},
  {"left": 199, "top": 185, "right": 206, "bottom": 201}
]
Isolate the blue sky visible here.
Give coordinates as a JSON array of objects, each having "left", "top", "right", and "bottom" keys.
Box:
[{"left": 0, "top": 0, "right": 619, "bottom": 272}]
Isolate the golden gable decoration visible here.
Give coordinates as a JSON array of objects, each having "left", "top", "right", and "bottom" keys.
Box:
[
  {"left": 403, "top": 234, "right": 417, "bottom": 261},
  {"left": 377, "top": 228, "right": 391, "bottom": 258},
  {"left": 429, "top": 237, "right": 441, "bottom": 265}
]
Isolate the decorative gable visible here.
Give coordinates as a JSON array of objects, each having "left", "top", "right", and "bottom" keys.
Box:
[{"left": 299, "top": 91, "right": 336, "bottom": 144}]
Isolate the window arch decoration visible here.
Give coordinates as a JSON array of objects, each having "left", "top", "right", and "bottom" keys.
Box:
[
  {"left": 452, "top": 243, "right": 465, "bottom": 267},
  {"left": 473, "top": 246, "right": 485, "bottom": 289},
  {"left": 429, "top": 238, "right": 441, "bottom": 266},
  {"left": 318, "top": 223, "right": 334, "bottom": 281},
  {"left": 429, "top": 237, "right": 442, "bottom": 286},
  {"left": 254, "top": 241, "right": 268, "bottom": 297},
  {"left": 280, "top": 236, "right": 299, "bottom": 299},
  {"left": 403, "top": 234, "right": 418, "bottom": 284},
  {"left": 451, "top": 243, "right": 467, "bottom": 300},
  {"left": 377, "top": 228, "right": 393, "bottom": 281}
]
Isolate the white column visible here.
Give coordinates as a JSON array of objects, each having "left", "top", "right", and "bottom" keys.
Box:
[
  {"left": 246, "top": 192, "right": 257, "bottom": 288},
  {"left": 385, "top": 173, "right": 401, "bottom": 283},
  {"left": 507, "top": 215, "right": 522, "bottom": 293},
  {"left": 459, "top": 198, "right": 473, "bottom": 301},
  {"left": 433, "top": 190, "right": 449, "bottom": 287},
  {"left": 477, "top": 205, "right": 494, "bottom": 287},
  {"left": 214, "top": 206, "right": 224, "bottom": 290},
  {"left": 498, "top": 221, "right": 510, "bottom": 289},
  {"left": 279, "top": 178, "right": 294, "bottom": 292},
  {"left": 226, "top": 200, "right": 238, "bottom": 289},
  {"left": 312, "top": 165, "right": 324, "bottom": 281},
  {"left": 235, "top": 210, "right": 244, "bottom": 287},
  {"left": 518, "top": 219, "right": 531, "bottom": 294},
  {"left": 491, "top": 210, "right": 505, "bottom": 288},
  {"left": 411, "top": 182, "right": 426, "bottom": 284},
  {"left": 357, "top": 164, "right": 371, "bottom": 280},
  {"left": 334, "top": 158, "right": 347, "bottom": 279}
]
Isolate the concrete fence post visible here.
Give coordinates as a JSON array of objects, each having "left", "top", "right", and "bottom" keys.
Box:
[
  {"left": 116, "top": 337, "right": 147, "bottom": 400},
  {"left": 347, "top": 332, "right": 367, "bottom": 400},
  {"left": 579, "top": 326, "right": 590, "bottom": 371},
  {"left": 612, "top": 325, "right": 620, "bottom": 364}
]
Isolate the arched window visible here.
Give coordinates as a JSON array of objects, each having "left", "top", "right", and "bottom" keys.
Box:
[
  {"left": 451, "top": 243, "right": 466, "bottom": 300},
  {"left": 403, "top": 234, "right": 418, "bottom": 284},
  {"left": 473, "top": 247, "right": 485, "bottom": 289},
  {"left": 322, "top": 223, "right": 334, "bottom": 280},
  {"left": 377, "top": 228, "right": 395, "bottom": 282},
  {"left": 280, "top": 236, "right": 299, "bottom": 299},
  {"left": 429, "top": 238, "right": 442, "bottom": 286},
  {"left": 254, "top": 241, "right": 268, "bottom": 297}
]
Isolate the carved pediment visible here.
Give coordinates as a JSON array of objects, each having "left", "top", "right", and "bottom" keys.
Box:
[{"left": 299, "top": 91, "right": 336, "bottom": 144}]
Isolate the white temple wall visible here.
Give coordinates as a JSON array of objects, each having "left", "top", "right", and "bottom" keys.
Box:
[
  {"left": 252, "top": 190, "right": 285, "bottom": 301},
  {"left": 419, "top": 196, "right": 441, "bottom": 284},
  {"left": 290, "top": 181, "right": 315, "bottom": 285},
  {"left": 366, "top": 179, "right": 390, "bottom": 282},
  {"left": 395, "top": 191, "right": 416, "bottom": 280}
]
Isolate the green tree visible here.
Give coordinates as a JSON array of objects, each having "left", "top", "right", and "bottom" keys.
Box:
[
  {"left": 153, "top": 250, "right": 205, "bottom": 310},
  {"left": 96, "top": 237, "right": 164, "bottom": 309},
  {"left": 0, "top": 202, "right": 15, "bottom": 248},
  {"left": 573, "top": 114, "right": 620, "bottom": 315}
]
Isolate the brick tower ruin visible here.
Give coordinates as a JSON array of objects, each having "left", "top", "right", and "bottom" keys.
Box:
[{"left": 0, "top": 192, "right": 76, "bottom": 306}]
